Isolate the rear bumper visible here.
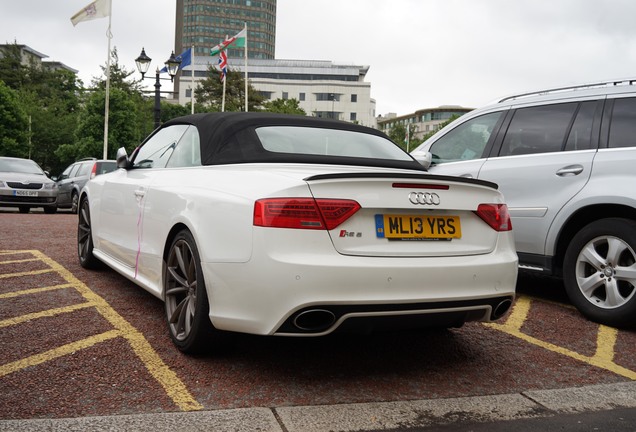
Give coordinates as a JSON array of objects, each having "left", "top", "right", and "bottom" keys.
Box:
[{"left": 201, "top": 232, "right": 518, "bottom": 336}]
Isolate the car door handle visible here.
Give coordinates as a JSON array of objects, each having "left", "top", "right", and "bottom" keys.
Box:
[
  {"left": 458, "top": 174, "right": 474, "bottom": 179},
  {"left": 556, "top": 165, "right": 584, "bottom": 176},
  {"left": 134, "top": 189, "right": 146, "bottom": 198}
]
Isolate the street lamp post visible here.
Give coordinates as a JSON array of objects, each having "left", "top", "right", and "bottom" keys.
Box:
[{"left": 135, "top": 48, "right": 181, "bottom": 129}]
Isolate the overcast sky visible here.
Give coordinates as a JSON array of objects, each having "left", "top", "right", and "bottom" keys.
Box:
[{"left": 3, "top": 0, "right": 636, "bottom": 116}]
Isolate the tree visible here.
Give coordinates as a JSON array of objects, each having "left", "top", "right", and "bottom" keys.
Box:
[
  {"left": 0, "top": 80, "right": 28, "bottom": 157},
  {"left": 160, "top": 101, "right": 190, "bottom": 123},
  {"left": 261, "top": 98, "right": 306, "bottom": 115},
  {"left": 195, "top": 66, "right": 264, "bottom": 112},
  {"left": 0, "top": 44, "right": 27, "bottom": 90},
  {"left": 91, "top": 47, "right": 143, "bottom": 94},
  {"left": 0, "top": 43, "right": 83, "bottom": 172},
  {"left": 58, "top": 88, "right": 139, "bottom": 162}
]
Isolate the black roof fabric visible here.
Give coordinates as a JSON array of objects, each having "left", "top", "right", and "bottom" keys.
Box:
[{"left": 161, "top": 112, "right": 425, "bottom": 171}]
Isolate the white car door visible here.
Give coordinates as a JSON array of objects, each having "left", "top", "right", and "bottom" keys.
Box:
[
  {"left": 476, "top": 101, "right": 599, "bottom": 256},
  {"left": 96, "top": 125, "right": 189, "bottom": 270}
]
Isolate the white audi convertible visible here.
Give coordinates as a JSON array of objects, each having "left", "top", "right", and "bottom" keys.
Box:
[{"left": 78, "top": 113, "right": 517, "bottom": 353}]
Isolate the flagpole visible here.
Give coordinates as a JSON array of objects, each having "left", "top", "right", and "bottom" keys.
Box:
[
  {"left": 190, "top": 45, "right": 195, "bottom": 114},
  {"left": 244, "top": 23, "right": 248, "bottom": 112},
  {"left": 221, "top": 74, "right": 227, "bottom": 112},
  {"left": 102, "top": 0, "right": 113, "bottom": 160}
]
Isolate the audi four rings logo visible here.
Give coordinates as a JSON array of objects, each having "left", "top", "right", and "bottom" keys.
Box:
[{"left": 408, "top": 191, "right": 441, "bottom": 205}]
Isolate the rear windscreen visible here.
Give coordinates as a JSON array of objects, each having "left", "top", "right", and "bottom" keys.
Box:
[{"left": 255, "top": 126, "right": 413, "bottom": 161}]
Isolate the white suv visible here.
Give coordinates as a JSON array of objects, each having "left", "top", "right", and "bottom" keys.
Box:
[{"left": 411, "top": 78, "right": 636, "bottom": 328}]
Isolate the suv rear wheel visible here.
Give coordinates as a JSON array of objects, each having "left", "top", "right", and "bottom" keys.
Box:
[{"left": 563, "top": 218, "right": 636, "bottom": 328}]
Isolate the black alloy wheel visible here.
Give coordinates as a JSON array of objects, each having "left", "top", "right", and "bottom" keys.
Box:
[
  {"left": 164, "top": 229, "right": 218, "bottom": 353},
  {"left": 77, "top": 198, "right": 100, "bottom": 269}
]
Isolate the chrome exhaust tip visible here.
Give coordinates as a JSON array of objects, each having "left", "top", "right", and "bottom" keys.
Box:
[
  {"left": 293, "top": 309, "right": 336, "bottom": 332},
  {"left": 492, "top": 299, "right": 513, "bottom": 320}
]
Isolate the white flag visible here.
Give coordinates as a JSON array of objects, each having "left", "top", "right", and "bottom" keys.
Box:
[{"left": 71, "top": 0, "right": 111, "bottom": 26}]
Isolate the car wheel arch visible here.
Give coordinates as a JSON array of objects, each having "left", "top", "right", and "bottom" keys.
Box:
[{"left": 552, "top": 203, "right": 636, "bottom": 275}]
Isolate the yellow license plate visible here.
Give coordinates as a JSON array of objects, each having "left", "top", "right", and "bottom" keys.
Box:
[{"left": 375, "top": 214, "right": 461, "bottom": 240}]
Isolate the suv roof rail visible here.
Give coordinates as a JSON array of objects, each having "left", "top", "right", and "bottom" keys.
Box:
[
  {"left": 77, "top": 157, "right": 97, "bottom": 162},
  {"left": 498, "top": 77, "right": 636, "bottom": 103}
]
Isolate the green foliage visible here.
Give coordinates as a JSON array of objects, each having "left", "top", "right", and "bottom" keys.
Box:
[
  {"left": 387, "top": 123, "right": 423, "bottom": 152},
  {"left": 68, "top": 88, "right": 140, "bottom": 161},
  {"left": 261, "top": 98, "right": 306, "bottom": 115},
  {"left": 0, "top": 80, "right": 28, "bottom": 158},
  {"left": 160, "top": 101, "right": 191, "bottom": 123},
  {"left": 195, "top": 66, "right": 265, "bottom": 112},
  {"left": 0, "top": 44, "right": 27, "bottom": 90}
]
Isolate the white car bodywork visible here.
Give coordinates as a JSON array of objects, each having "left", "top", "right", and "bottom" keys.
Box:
[{"left": 79, "top": 113, "right": 518, "bottom": 352}]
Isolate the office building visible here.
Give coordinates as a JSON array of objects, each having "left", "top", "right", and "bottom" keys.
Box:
[
  {"left": 175, "top": 0, "right": 276, "bottom": 59},
  {"left": 377, "top": 106, "right": 473, "bottom": 140},
  {"left": 178, "top": 58, "right": 377, "bottom": 127}
]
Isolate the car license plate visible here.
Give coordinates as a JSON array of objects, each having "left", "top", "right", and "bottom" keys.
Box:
[
  {"left": 375, "top": 214, "right": 461, "bottom": 240},
  {"left": 14, "top": 190, "right": 38, "bottom": 197}
]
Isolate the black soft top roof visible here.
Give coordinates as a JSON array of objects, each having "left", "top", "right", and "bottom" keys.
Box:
[{"left": 160, "top": 112, "right": 425, "bottom": 171}]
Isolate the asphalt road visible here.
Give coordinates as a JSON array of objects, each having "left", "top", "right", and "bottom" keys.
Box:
[{"left": 1, "top": 210, "right": 635, "bottom": 431}]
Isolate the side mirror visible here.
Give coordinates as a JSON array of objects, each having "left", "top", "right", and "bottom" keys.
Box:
[
  {"left": 116, "top": 147, "right": 131, "bottom": 169},
  {"left": 412, "top": 152, "right": 432, "bottom": 170}
]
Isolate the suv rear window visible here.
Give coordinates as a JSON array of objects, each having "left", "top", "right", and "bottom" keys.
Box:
[
  {"left": 500, "top": 103, "right": 578, "bottom": 156},
  {"left": 608, "top": 97, "right": 636, "bottom": 149}
]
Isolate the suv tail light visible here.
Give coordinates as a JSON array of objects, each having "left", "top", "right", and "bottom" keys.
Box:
[
  {"left": 474, "top": 204, "right": 512, "bottom": 232},
  {"left": 89, "top": 162, "right": 97, "bottom": 179},
  {"left": 254, "top": 198, "right": 361, "bottom": 230}
]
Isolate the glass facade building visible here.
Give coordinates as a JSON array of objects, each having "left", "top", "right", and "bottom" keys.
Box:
[{"left": 175, "top": 0, "right": 277, "bottom": 59}]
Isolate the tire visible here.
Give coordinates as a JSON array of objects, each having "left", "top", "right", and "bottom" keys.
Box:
[
  {"left": 43, "top": 206, "right": 57, "bottom": 214},
  {"left": 71, "top": 192, "right": 79, "bottom": 214},
  {"left": 164, "top": 229, "right": 220, "bottom": 354},
  {"left": 563, "top": 218, "right": 636, "bottom": 328},
  {"left": 77, "top": 198, "right": 100, "bottom": 269}
]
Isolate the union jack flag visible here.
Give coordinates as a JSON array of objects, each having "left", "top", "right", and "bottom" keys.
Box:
[{"left": 218, "top": 50, "right": 228, "bottom": 83}]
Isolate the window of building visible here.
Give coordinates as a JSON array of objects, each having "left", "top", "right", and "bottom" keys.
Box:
[
  {"left": 350, "top": 113, "right": 357, "bottom": 121},
  {"left": 185, "top": 89, "right": 192, "bottom": 98},
  {"left": 299, "top": 92, "right": 305, "bottom": 101},
  {"left": 351, "top": 94, "right": 357, "bottom": 103},
  {"left": 315, "top": 93, "right": 339, "bottom": 101},
  {"left": 282, "top": 92, "right": 288, "bottom": 100}
]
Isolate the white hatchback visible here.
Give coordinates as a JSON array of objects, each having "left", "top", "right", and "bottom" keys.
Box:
[{"left": 78, "top": 112, "right": 517, "bottom": 353}]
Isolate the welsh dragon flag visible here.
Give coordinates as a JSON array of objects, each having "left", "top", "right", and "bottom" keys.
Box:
[{"left": 210, "top": 27, "right": 247, "bottom": 56}]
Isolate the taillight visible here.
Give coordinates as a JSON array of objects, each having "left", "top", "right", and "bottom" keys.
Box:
[
  {"left": 254, "top": 198, "right": 361, "bottom": 230},
  {"left": 474, "top": 204, "right": 512, "bottom": 232},
  {"left": 90, "top": 163, "right": 97, "bottom": 179}
]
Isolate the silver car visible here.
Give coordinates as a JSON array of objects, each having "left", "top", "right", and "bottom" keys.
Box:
[
  {"left": 0, "top": 157, "right": 58, "bottom": 214},
  {"left": 411, "top": 78, "right": 636, "bottom": 328},
  {"left": 55, "top": 158, "right": 117, "bottom": 213}
]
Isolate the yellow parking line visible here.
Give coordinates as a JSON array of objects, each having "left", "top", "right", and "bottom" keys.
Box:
[
  {"left": 0, "top": 249, "right": 202, "bottom": 411},
  {"left": 486, "top": 297, "right": 636, "bottom": 380},
  {"left": 592, "top": 326, "right": 618, "bottom": 365},
  {"left": 0, "top": 258, "right": 40, "bottom": 265},
  {"left": 0, "top": 302, "right": 95, "bottom": 328},
  {"left": 0, "top": 330, "right": 122, "bottom": 378},
  {"left": 30, "top": 250, "right": 203, "bottom": 411},
  {"left": 0, "top": 268, "right": 53, "bottom": 279},
  {"left": 0, "top": 283, "right": 75, "bottom": 299}
]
